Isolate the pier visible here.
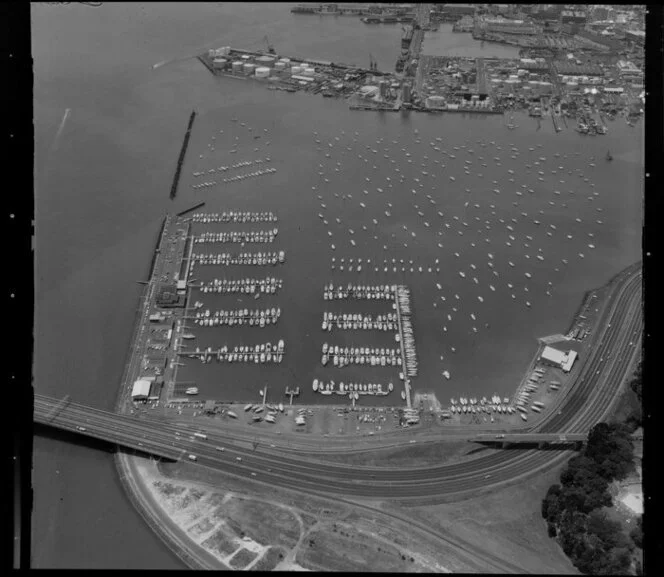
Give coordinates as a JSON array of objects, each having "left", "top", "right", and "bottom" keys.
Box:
[
  {"left": 260, "top": 386, "right": 268, "bottom": 406},
  {"left": 394, "top": 285, "right": 412, "bottom": 409}
]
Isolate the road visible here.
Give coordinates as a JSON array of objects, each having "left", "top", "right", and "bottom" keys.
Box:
[{"left": 34, "top": 264, "right": 642, "bottom": 501}]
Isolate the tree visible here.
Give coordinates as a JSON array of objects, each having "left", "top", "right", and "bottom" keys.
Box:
[
  {"left": 587, "top": 510, "right": 629, "bottom": 550},
  {"left": 630, "top": 515, "right": 643, "bottom": 549},
  {"left": 542, "top": 483, "right": 562, "bottom": 521},
  {"left": 586, "top": 423, "right": 634, "bottom": 481}
]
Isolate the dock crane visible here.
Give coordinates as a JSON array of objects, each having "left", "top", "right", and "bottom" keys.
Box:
[{"left": 263, "top": 35, "right": 276, "bottom": 55}]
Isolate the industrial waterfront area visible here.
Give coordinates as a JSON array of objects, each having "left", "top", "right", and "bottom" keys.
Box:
[
  {"left": 199, "top": 3, "right": 644, "bottom": 126},
  {"left": 32, "top": 2, "right": 646, "bottom": 573}
]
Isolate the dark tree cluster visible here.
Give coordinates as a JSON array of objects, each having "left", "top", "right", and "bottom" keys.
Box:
[
  {"left": 623, "top": 360, "right": 643, "bottom": 431},
  {"left": 541, "top": 422, "right": 637, "bottom": 574}
]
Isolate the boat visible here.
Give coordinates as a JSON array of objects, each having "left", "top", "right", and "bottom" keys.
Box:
[
  {"left": 244, "top": 404, "right": 253, "bottom": 412},
  {"left": 312, "top": 379, "right": 319, "bottom": 392},
  {"left": 443, "top": 370, "right": 450, "bottom": 380},
  {"left": 185, "top": 387, "right": 199, "bottom": 395},
  {"left": 606, "top": 150, "right": 613, "bottom": 162},
  {"left": 227, "top": 411, "right": 238, "bottom": 419},
  {"left": 181, "top": 334, "right": 196, "bottom": 339}
]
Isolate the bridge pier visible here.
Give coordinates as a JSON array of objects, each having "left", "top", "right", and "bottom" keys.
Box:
[
  {"left": 501, "top": 441, "right": 510, "bottom": 449},
  {"left": 538, "top": 441, "right": 546, "bottom": 450}
]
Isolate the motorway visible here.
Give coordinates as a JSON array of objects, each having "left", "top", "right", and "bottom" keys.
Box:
[{"left": 35, "top": 265, "right": 642, "bottom": 501}]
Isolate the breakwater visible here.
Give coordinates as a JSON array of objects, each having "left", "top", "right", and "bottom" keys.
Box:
[
  {"left": 177, "top": 201, "right": 206, "bottom": 217},
  {"left": 169, "top": 110, "right": 197, "bottom": 200}
]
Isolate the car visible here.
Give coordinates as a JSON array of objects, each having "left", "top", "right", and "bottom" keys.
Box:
[
  {"left": 236, "top": 457, "right": 242, "bottom": 462},
  {"left": 484, "top": 474, "right": 491, "bottom": 479},
  {"left": 495, "top": 434, "right": 505, "bottom": 439},
  {"left": 215, "top": 446, "right": 224, "bottom": 452},
  {"left": 251, "top": 472, "right": 257, "bottom": 477}
]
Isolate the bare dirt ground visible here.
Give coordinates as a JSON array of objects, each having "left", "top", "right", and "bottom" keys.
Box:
[
  {"left": 127, "top": 451, "right": 583, "bottom": 573},
  {"left": 135, "top": 456, "right": 507, "bottom": 572}
]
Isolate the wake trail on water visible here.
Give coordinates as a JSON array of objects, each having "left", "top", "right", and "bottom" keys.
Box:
[{"left": 53, "top": 108, "right": 71, "bottom": 149}]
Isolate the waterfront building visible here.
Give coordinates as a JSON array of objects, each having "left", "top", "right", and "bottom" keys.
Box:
[
  {"left": 131, "top": 379, "right": 151, "bottom": 401},
  {"left": 561, "top": 10, "right": 587, "bottom": 25},
  {"left": 540, "top": 346, "right": 578, "bottom": 373},
  {"left": 438, "top": 3, "right": 475, "bottom": 17},
  {"left": 481, "top": 17, "right": 539, "bottom": 35}
]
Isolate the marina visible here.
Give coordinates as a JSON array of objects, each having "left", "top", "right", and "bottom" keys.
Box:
[
  {"left": 34, "top": 2, "right": 645, "bottom": 569},
  {"left": 127, "top": 72, "right": 640, "bottom": 414}
]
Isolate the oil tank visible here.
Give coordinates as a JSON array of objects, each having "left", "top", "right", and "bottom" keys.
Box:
[
  {"left": 243, "top": 63, "right": 256, "bottom": 74},
  {"left": 256, "top": 55, "right": 276, "bottom": 67},
  {"left": 232, "top": 61, "right": 243, "bottom": 72},
  {"left": 213, "top": 58, "right": 228, "bottom": 70},
  {"left": 255, "top": 66, "right": 271, "bottom": 78}
]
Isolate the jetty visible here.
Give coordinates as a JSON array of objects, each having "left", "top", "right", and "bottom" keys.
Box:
[{"left": 285, "top": 386, "right": 299, "bottom": 405}]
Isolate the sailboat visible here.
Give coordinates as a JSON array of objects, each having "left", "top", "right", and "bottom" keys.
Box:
[{"left": 606, "top": 150, "right": 613, "bottom": 162}]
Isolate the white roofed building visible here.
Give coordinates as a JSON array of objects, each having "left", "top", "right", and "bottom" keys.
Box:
[
  {"left": 540, "top": 346, "right": 578, "bottom": 373},
  {"left": 132, "top": 379, "right": 152, "bottom": 400}
]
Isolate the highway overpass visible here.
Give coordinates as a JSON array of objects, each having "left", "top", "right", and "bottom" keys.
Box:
[{"left": 471, "top": 433, "right": 587, "bottom": 447}]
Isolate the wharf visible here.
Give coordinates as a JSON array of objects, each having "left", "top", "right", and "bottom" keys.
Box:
[{"left": 118, "top": 213, "right": 194, "bottom": 410}]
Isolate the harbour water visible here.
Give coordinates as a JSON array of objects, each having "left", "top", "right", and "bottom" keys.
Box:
[
  {"left": 33, "top": 2, "right": 643, "bottom": 568},
  {"left": 421, "top": 23, "right": 523, "bottom": 58}
]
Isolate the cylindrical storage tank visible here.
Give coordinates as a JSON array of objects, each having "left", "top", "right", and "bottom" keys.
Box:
[
  {"left": 291, "top": 65, "right": 303, "bottom": 75},
  {"left": 243, "top": 63, "right": 256, "bottom": 75},
  {"left": 279, "top": 58, "right": 291, "bottom": 65},
  {"left": 232, "top": 61, "right": 243, "bottom": 72},
  {"left": 213, "top": 58, "right": 228, "bottom": 70},
  {"left": 302, "top": 68, "right": 315, "bottom": 77},
  {"left": 221, "top": 46, "right": 231, "bottom": 56},
  {"left": 256, "top": 55, "right": 275, "bottom": 67},
  {"left": 274, "top": 61, "right": 286, "bottom": 71},
  {"left": 255, "top": 66, "right": 270, "bottom": 78}
]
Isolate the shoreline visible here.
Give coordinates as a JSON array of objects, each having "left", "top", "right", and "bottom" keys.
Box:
[{"left": 111, "top": 261, "right": 641, "bottom": 569}]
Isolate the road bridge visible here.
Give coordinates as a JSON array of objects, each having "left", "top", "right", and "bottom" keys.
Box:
[
  {"left": 471, "top": 432, "right": 587, "bottom": 449},
  {"left": 35, "top": 396, "right": 179, "bottom": 461}
]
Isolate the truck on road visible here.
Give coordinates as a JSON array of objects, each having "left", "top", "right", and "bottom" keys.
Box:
[
  {"left": 194, "top": 432, "right": 208, "bottom": 440},
  {"left": 188, "top": 454, "right": 197, "bottom": 461}
]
